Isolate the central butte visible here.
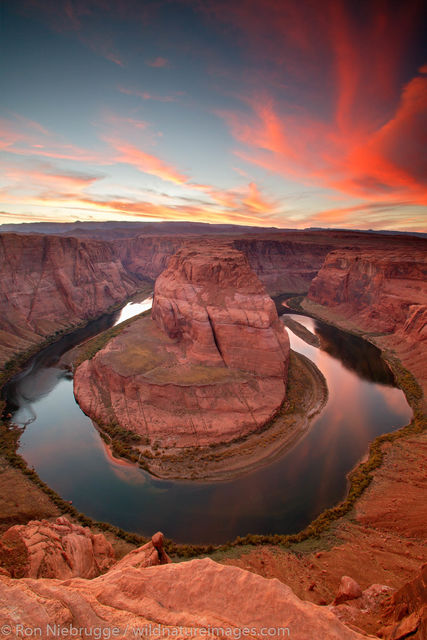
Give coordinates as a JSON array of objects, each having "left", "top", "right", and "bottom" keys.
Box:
[{"left": 74, "top": 242, "right": 290, "bottom": 448}]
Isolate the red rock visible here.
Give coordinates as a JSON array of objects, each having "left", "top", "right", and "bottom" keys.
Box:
[
  {"left": 152, "top": 243, "right": 289, "bottom": 377},
  {"left": 379, "top": 564, "right": 427, "bottom": 640},
  {"left": 334, "top": 576, "right": 363, "bottom": 605},
  {"left": 0, "top": 517, "right": 115, "bottom": 579},
  {"left": 74, "top": 243, "right": 290, "bottom": 448},
  {"left": 308, "top": 247, "right": 427, "bottom": 403},
  {"left": 0, "top": 233, "right": 141, "bottom": 367},
  {"left": 0, "top": 557, "right": 372, "bottom": 639},
  {"left": 110, "top": 534, "right": 171, "bottom": 572}
]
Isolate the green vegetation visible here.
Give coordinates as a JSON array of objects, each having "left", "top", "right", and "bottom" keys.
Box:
[
  {"left": 73, "top": 309, "right": 152, "bottom": 368},
  {"left": 284, "top": 295, "right": 306, "bottom": 313}
]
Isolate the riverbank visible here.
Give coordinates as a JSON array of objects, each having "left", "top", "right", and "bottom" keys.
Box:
[
  {"left": 281, "top": 315, "right": 320, "bottom": 347},
  {"left": 293, "top": 296, "right": 425, "bottom": 417},
  {"left": 0, "top": 294, "right": 423, "bottom": 565},
  {"left": 215, "top": 296, "right": 426, "bottom": 637}
]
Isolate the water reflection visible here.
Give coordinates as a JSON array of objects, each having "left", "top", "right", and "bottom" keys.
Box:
[
  {"left": 5, "top": 307, "right": 412, "bottom": 544},
  {"left": 113, "top": 296, "right": 153, "bottom": 326},
  {"left": 314, "top": 322, "right": 395, "bottom": 385}
]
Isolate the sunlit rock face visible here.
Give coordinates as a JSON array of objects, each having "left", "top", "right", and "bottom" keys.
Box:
[
  {"left": 152, "top": 243, "right": 289, "bottom": 378},
  {"left": 0, "top": 517, "right": 115, "bottom": 579},
  {"left": 0, "top": 233, "right": 141, "bottom": 367},
  {"left": 74, "top": 242, "right": 290, "bottom": 448},
  {"left": 0, "top": 557, "right": 372, "bottom": 640}
]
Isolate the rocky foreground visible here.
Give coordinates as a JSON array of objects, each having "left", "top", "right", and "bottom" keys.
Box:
[
  {"left": 0, "top": 518, "right": 381, "bottom": 639},
  {"left": 74, "top": 243, "right": 289, "bottom": 448},
  {"left": 0, "top": 517, "right": 425, "bottom": 639}
]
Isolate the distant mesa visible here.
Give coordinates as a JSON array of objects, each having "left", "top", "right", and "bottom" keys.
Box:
[{"left": 74, "top": 242, "right": 290, "bottom": 449}]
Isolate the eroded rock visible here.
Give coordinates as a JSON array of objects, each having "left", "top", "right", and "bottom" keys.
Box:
[
  {"left": 0, "top": 517, "right": 115, "bottom": 579},
  {"left": 74, "top": 243, "right": 290, "bottom": 448}
]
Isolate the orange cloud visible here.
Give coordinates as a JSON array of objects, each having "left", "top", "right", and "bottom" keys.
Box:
[
  {"left": 0, "top": 115, "right": 109, "bottom": 164},
  {"left": 107, "top": 138, "right": 189, "bottom": 185},
  {"left": 2, "top": 164, "right": 101, "bottom": 200},
  {"left": 219, "top": 72, "right": 427, "bottom": 206},
  {"left": 207, "top": 0, "right": 426, "bottom": 207},
  {"left": 241, "top": 182, "right": 276, "bottom": 213}
]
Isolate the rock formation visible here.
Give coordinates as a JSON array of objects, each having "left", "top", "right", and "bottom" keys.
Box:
[
  {"left": 232, "top": 237, "right": 333, "bottom": 295},
  {"left": 74, "top": 243, "right": 290, "bottom": 448},
  {"left": 307, "top": 247, "right": 427, "bottom": 400},
  {"left": 379, "top": 563, "right": 427, "bottom": 640},
  {"left": 0, "top": 234, "right": 141, "bottom": 367},
  {"left": 0, "top": 554, "right": 372, "bottom": 639},
  {"left": 2, "top": 227, "right": 424, "bottom": 371},
  {"left": 0, "top": 517, "right": 115, "bottom": 579}
]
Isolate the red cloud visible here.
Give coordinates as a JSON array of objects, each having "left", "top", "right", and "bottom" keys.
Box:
[
  {"left": 207, "top": 0, "right": 426, "bottom": 206},
  {"left": 107, "top": 138, "right": 189, "bottom": 185}
]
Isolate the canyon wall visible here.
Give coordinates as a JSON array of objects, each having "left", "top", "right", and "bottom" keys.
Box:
[
  {"left": 0, "top": 234, "right": 142, "bottom": 367},
  {"left": 1, "top": 228, "right": 425, "bottom": 382},
  {"left": 0, "top": 229, "right": 332, "bottom": 369},
  {"left": 74, "top": 243, "right": 290, "bottom": 448},
  {"left": 233, "top": 237, "right": 333, "bottom": 295},
  {"left": 307, "top": 248, "right": 427, "bottom": 399}
]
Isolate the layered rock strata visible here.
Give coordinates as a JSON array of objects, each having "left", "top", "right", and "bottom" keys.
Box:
[
  {"left": 307, "top": 248, "right": 427, "bottom": 400},
  {"left": 74, "top": 243, "right": 290, "bottom": 448},
  {"left": 0, "top": 234, "right": 141, "bottom": 367},
  {"left": 0, "top": 517, "right": 115, "bottom": 579}
]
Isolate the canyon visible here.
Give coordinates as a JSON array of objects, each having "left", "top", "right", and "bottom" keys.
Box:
[
  {"left": 1, "top": 226, "right": 424, "bottom": 371},
  {"left": 306, "top": 247, "right": 427, "bottom": 403},
  {"left": 73, "top": 242, "right": 290, "bottom": 448},
  {"left": 0, "top": 223, "right": 426, "bottom": 639}
]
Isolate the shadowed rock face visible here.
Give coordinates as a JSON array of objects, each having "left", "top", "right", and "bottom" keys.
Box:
[
  {"left": 308, "top": 248, "right": 427, "bottom": 400},
  {"left": 0, "top": 234, "right": 141, "bottom": 366},
  {"left": 74, "top": 243, "right": 289, "bottom": 448}
]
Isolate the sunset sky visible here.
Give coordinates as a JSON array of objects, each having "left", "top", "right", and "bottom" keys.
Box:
[{"left": 1, "top": 0, "right": 426, "bottom": 231}]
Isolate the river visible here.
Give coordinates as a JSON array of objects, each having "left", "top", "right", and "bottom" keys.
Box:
[{"left": 3, "top": 297, "right": 412, "bottom": 544}]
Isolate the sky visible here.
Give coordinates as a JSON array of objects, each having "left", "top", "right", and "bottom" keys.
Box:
[{"left": 1, "top": 0, "right": 426, "bottom": 231}]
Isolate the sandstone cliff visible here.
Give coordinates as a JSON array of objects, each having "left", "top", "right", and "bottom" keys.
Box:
[
  {"left": 0, "top": 517, "right": 115, "bottom": 579},
  {"left": 307, "top": 247, "right": 427, "bottom": 400},
  {"left": 74, "top": 243, "right": 290, "bottom": 448},
  {"left": 0, "top": 234, "right": 141, "bottom": 367},
  {"left": 0, "top": 553, "right": 371, "bottom": 639},
  {"left": 233, "top": 237, "right": 333, "bottom": 295},
  {"left": 3, "top": 229, "right": 419, "bottom": 372}
]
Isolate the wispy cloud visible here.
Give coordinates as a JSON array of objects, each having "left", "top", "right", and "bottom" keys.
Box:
[
  {"left": 106, "top": 138, "right": 189, "bottom": 185},
  {"left": 146, "top": 56, "right": 169, "bottom": 68},
  {"left": 118, "top": 86, "right": 184, "bottom": 103},
  {"left": 208, "top": 0, "right": 426, "bottom": 208},
  {"left": 0, "top": 114, "right": 110, "bottom": 164}
]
